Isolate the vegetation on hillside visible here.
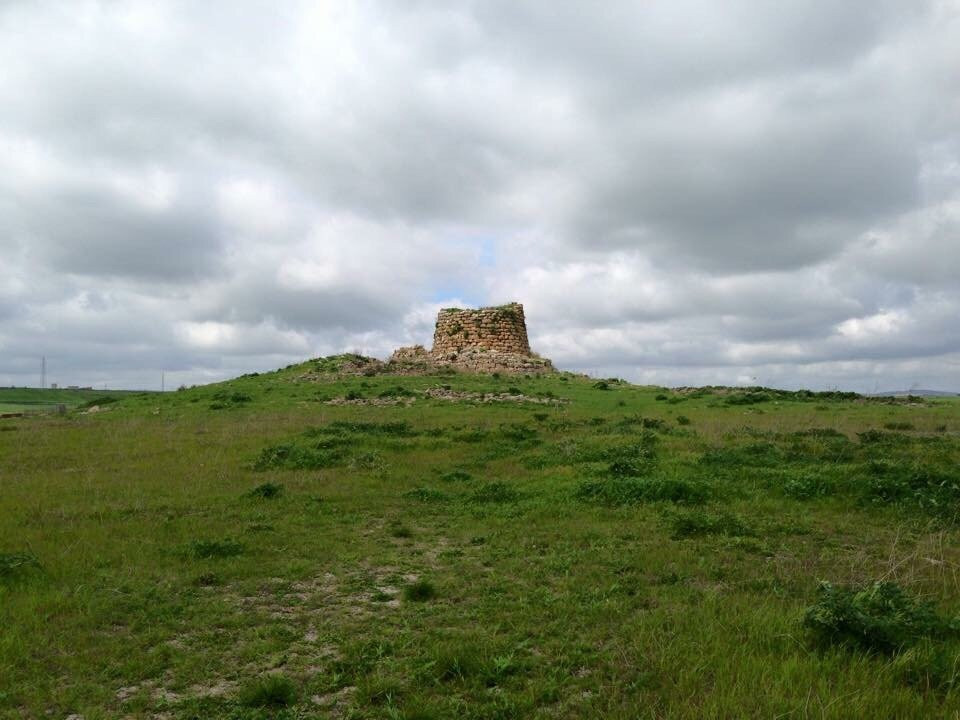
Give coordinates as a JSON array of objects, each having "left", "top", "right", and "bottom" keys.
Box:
[{"left": 1, "top": 358, "right": 959, "bottom": 717}]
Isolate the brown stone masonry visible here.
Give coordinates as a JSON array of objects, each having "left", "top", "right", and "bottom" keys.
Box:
[
  {"left": 388, "top": 301, "right": 553, "bottom": 374},
  {"left": 432, "top": 303, "right": 531, "bottom": 356}
]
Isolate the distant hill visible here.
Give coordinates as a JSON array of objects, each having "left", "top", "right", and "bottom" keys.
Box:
[{"left": 868, "top": 389, "right": 959, "bottom": 397}]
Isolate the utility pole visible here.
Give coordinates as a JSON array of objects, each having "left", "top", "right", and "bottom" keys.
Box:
[{"left": 41, "top": 356, "right": 46, "bottom": 390}]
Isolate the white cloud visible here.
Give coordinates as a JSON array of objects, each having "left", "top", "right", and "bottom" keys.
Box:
[{"left": 0, "top": 0, "right": 957, "bottom": 391}]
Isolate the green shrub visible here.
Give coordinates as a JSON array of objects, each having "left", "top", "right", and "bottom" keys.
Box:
[
  {"left": 700, "top": 442, "right": 783, "bottom": 469},
  {"left": 453, "top": 429, "right": 489, "bottom": 443},
  {"left": 858, "top": 430, "right": 911, "bottom": 445},
  {"left": 79, "top": 395, "right": 119, "bottom": 409},
  {"left": 209, "top": 390, "right": 252, "bottom": 409},
  {"left": 575, "top": 477, "right": 707, "bottom": 506},
  {"left": 601, "top": 436, "right": 658, "bottom": 475},
  {"left": 782, "top": 474, "right": 835, "bottom": 500},
  {"left": 668, "top": 510, "right": 754, "bottom": 539},
  {"left": 499, "top": 423, "right": 538, "bottom": 442},
  {"left": 323, "top": 420, "right": 417, "bottom": 437},
  {"left": 724, "top": 391, "right": 772, "bottom": 405},
  {"left": 238, "top": 673, "right": 297, "bottom": 708},
  {"left": 190, "top": 539, "right": 244, "bottom": 559},
  {"left": 356, "top": 675, "right": 405, "bottom": 706},
  {"left": 803, "top": 581, "right": 955, "bottom": 653},
  {"left": 439, "top": 470, "right": 472, "bottom": 483},
  {"left": 793, "top": 428, "right": 846, "bottom": 439},
  {"left": 421, "top": 642, "right": 522, "bottom": 687},
  {"left": 890, "top": 638, "right": 960, "bottom": 691},
  {"left": 468, "top": 482, "right": 520, "bottom": 503},
  {"left": 676, "top": 415, "right": 691, "bottom": 426},
  {"left": 592, "top": 381, "right": 611, "bottom": 391},
  {"left": 0, "top": 552, "right": 42, "bottom": 583},
  {"left": 404, "top": 580, "right": 437, "bottom": 602},
  {"left": 253, "top": 443, "right": 343, "bottom": 470},
  {"left": 424, "top": 644, "right": 484, "bottom": 682},
  {"left": 865, "top": 462, "right": 960, "bottom": 517},
  {"left": 884, "top": 422, "right": 915, "bottom": 431},
  {"left": 607, "top": 458, "right": 652, "bottom": 478},
  {"left": 403, "top": 487, "right": 449, "bottom": 503},
  {"left": 379, "top": 386, "right": 417, "bottom": 398},
  {"left": 247, "top": 482, "right": 283, "bottom": 499},
  {"left": 350, "top": 450, "right": 386, "bottom": 471},
  {"left": 389, "top": 522, "right": 414, "bottom": 538}
]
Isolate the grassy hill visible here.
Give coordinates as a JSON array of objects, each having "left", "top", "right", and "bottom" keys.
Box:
[{"left": 2, "top": 355, "right": 959, "bottom": 718}]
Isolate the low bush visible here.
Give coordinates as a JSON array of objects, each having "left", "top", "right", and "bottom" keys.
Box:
[
  {"left": 782, "top": 473, "right": 835, "bottom": 500},
  {"left": 356, "top": 675, "right": 405, "bottom": 706},
  {"left": 0, "top": 552, "right": 42, "bottom": 583},
  {"left": 404, "top": 579, "right": 437, "bottom": 602},
  {"left": 420, "top": 642, "right": 523, "bottom": 688},
  {"left": 864, "top": 462, "right": 960, "bottom": 518},
  {"left": 700, "top": 442, "right": 783, "bottom": 469},
  {"left": 238, "top": 673, "right": 297, "bottom": 708},
  {"left": 389, "top": 522, "right": 414, "bottom": 538},
  {"left": 403, "top": 487, "right": 450, "bottom": 503},
  {"left": 793, "top": 428, "right": 846, "bottom": 439},
  {"left": 247, "top": 482, "right": 283, "bottom": 499},
  {"left": 452, "top": 429, "right": 489, "bottom": 443},
  {"left": 350, "top": 450, "right": 386, "bottom": 471},
  {"left": 858, "top": 430, "right": 911, "bottom": 446},
  {"left": 803, "top": 581, "right": 956, "bottom": 654},
  {"left": 724, "top": 391, "right": 772, "bottom": 406},
  {"left": 668, "top": 510, "right": 754, "bottom": 539},
  {"left": 253, "top": 443, "right": 344, "bottom": 470},
  {"left": 468, "top": 481, "right": 520, "bottom": 504},
  {"left": 890, "top": 638, "right": 960, "bottom": 691},
  {"left": 575, "top": 477, "right": 708, "bottom": 506},
  {"left": 209, "top": 390, "right": 252, "bottom": 409},
  {"left": 79, "top": 395, "right": 119, "bottom": 409},
  {"left": 322, "top": 420, "right": 417, "bottom": 437},
  {"left": 379, "top": 386, "right": 417, "bottom": 398},
  {"left": 499, "top": 423, "right": 538, "bottom": 442},
  {"left": 190, "top": 538, "right": 244, "bottom": 559}
]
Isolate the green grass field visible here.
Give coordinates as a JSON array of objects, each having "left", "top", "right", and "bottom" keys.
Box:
[
  {"left": 0, "top": 387, "right": 144, "bottom": 414},
  {"left": 2, "top": 357, "right": 959, "bottom": 718}
]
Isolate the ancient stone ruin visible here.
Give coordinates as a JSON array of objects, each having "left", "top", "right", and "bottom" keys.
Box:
[
  {"left": 390, "top": 302, "right": 554, "bottom": 374},
  {"left": 432, "top": 303, "right": 531, "bottom": 356}
]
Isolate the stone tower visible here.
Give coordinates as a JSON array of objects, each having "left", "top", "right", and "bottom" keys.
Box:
[
  {"left": 388, "top": 301, "right": 553, "bottom": 374},
  {"left": 431, "top": 303, "right": 531, "bottom": 356}
]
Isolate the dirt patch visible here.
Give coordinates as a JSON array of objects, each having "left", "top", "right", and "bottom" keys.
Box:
[{"left": 312, "top": 685, "right": 357, "bottom": 711}]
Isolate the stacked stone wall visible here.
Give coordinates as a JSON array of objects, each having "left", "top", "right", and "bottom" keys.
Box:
[{"left": 432, "top": 303, "right": 531, "bottom": 356}]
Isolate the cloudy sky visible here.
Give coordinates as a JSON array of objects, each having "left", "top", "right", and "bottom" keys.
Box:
[{"left": 2, "top": 1, "right": 958, "bottom": 392}]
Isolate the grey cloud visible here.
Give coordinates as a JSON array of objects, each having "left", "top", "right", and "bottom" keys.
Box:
[
  {"left": 0, "top": 0, "right": 957, "bottom": 390},
  {"left": 21, "top": 189, "right": 223, "bottom": 281}
]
